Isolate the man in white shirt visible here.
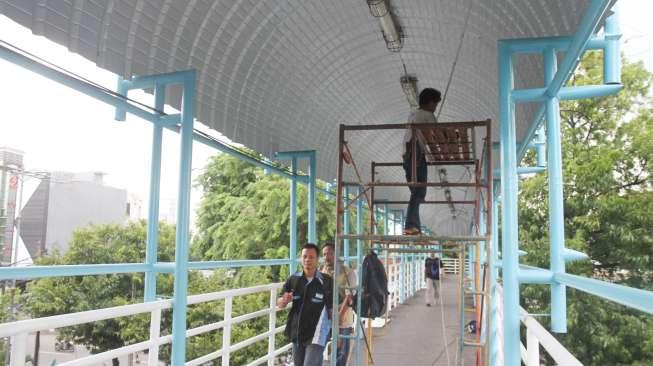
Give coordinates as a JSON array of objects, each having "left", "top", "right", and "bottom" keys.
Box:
[{"left": 402, "top": 88, "right": 441, "bottom": 235}]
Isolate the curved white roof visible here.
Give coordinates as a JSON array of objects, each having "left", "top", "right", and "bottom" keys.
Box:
[{"left": 1, "top": 0, "right": 604, "bottom": 233}]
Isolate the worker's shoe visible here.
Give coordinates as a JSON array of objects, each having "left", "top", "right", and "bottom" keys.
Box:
[{"left": 403, "top": 227, "right": 421, "bottom": 235}]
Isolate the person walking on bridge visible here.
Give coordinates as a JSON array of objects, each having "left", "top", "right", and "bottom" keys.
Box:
[
  {"left": 278, "top": 243, "right": 333, "bottom": 366},
  {"left": 424, "top": 254, "right": 441, "bottom": 306}
]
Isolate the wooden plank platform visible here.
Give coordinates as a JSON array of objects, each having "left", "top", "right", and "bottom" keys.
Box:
[{"left": 417, "top": 124, "right": 475, "bottom": 162}]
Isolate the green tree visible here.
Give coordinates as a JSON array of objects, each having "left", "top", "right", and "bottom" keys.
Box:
[
  {"left": 22, "top": 221, "right": 178, "bottom": 366},
  {"left": 18, "top": 152, "right": 340, "bottom": 366},
  {"left": 193, "top": 152, "right": 337, "bottom": 262},
  {"left": 519, "top": 52, "right": 653, "bottom": 365},
  {"left": 190, "top": 152, "right": 339, "bottom": 364}
]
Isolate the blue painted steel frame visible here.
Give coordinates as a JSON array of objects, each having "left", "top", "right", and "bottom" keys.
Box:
[
  {"left": 291, "top": 157, "right": 298, "bottom": 273},
  {"left": 276, "top": 150, "right": 318, "bottom": 244},
  {"left": 543, "top": 46, "right": 568, "bottom": 332},
  {"left": 142, "top": 83, "right": 165, "bottom": 302},
  {"left": 498, "top": 40, "right": 520, "bottom": 366},
  {"left": 496, "top": 2, "right": 625, "bottom": 365}
]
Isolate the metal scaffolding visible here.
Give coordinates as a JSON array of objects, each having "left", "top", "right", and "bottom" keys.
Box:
[{"left": 331, "top": 120, "right": 493, "bottom": 366}]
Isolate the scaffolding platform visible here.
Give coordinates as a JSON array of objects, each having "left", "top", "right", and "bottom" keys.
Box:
[{"left": 333, "top": 120, "right": 493, "bottom": 366}]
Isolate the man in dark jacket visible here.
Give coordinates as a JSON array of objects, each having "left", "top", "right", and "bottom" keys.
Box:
[{"left": 278, "top": 243, "right": 333, "bottom": 366}]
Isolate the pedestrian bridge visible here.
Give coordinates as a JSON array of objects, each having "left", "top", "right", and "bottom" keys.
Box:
[
  {"left": 0, "top": 257, "right": 586, "bottom": 366},
  {"left": 1, "top": 0, "right": 653, "bottom": 365}
]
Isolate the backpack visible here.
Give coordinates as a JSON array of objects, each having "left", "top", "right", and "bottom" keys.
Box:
[
  {"left": 353, "top": 251, "right": 389, "bottom": 318},
  {"left": 426, "top": 258, "right": 440, "bottom": 280}
]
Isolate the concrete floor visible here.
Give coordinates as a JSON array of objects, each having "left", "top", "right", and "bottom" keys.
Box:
[{"left": 369, "top": 276, "right": 478, "bottom": 366}]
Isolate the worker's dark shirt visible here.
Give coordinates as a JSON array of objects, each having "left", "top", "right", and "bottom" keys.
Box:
[{"left": 283, "top": 271, "right": 333, "bottom": 345}]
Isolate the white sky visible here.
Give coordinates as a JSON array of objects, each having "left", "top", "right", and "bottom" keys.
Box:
[{"left": 0, "top": 1, "right": 651, "bottom": 231}]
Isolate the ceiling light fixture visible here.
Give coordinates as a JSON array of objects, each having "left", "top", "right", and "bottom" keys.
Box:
[
  {"left": 366, "top": 0, "right": 402, "bottom": 52},
  {"left": 366, "top": 0, "right": 388, "bottom": 17},
  {"left": 400, "top": 74, "right": 418, "bottom": 108}
]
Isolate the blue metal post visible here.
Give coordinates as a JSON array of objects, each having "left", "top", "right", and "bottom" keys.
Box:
[
  {"left": 114, "top": 78, "right": 127, "bottom": 121},
  {"left": 144, "top": 84, "right": 165, "bottom": 302},
  {"left": 498, "top": 42, "right": 520, "bottom": 366},
  {"left": 308, "top": 151, "right": 317, "bottom": 243},
  {"left": 344, "top": 187, "right": 350, "bottom": 264},
  {"left": 399, "top": 253, "right": 405, "bottom": 303},
  {"left": 290, "top": 157, "right": 298, "bottom": 274},
  {"left": 604, "top": 9, "right": 621, "bottom": 85},
  {"left": 490, "top": 185, "right": 500, "bottom": 366},
  {"left": 413, "top": 252, "right": 417, "bottom": 295},
  {"left": 536, "top": 127, "right": 547, "bottom": 167},
  {"left": 383, "top": 203, "right": 389, "bottom": 270},
  {"left": 171, "top": 70, "right": 195, "bottom": 366},
  {"left": 544, "top": 47, "right": 568, "bottom": 333},
  {"left": 383, "top": 203, "right": 389, "bottom": 236},
  {"left": 479, "top": 200, "right": 487, "bottom": 344}
]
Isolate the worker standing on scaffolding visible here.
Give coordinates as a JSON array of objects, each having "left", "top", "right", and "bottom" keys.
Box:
[{"left": 402, "top": 88, "right": 442, "bottom": 235}]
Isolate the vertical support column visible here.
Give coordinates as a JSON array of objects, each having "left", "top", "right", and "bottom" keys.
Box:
[
  {"left": 469, "top": 242, "right": 475, "bottom": 290},
  {"left": 9, "top": 333, "right": 26, "bottom": 366},
  {"left": 290, "top": 157, "right": 298, "bottom": 275},
  {"left": 268, "top": 288, "right": 277, "bottom": 366},
  {"left": 383, "top": 202, "right": 389, "bottom": 269},
  {"left": 332, "top": 127, "right": 345, "bottom": 366},
  {"left": 498, "top": 42, "right": 521, "bottom": 366},
  {"left": 171, "top": 70, "right": 195, "bottom": 366},
  {"left": 355, "top": 190, "right": 364, "bottom": 366},
  {"left": 489, "top": 186, "right": 500, "bottom": 366},
  {"left": 222, "top": 296, "right": 233, "bottom": 366},
  {"left": 412, "top": 253, "right": 417, "bottom": 296},
  {"left": 399, "top": 252, "right": 405, "bottom": 303},
  {"left": 344, "top": 186, "right": 350, "bottom": 264},
  {"left": 308, "top": 150, "right": 317, "bottom": 243},
  {"left": 144, "top": 83, "right": 165, "bottom": 302},
  {"left": 526, "top": 328, "right": 540, "bottom": 366},
  {"left": 114, "top": 77, "right": 127, "bottom": 121},
  {"left": 603, "top": 9, "right": 621, "bottom": 85},
  {"left": 535, "top": 127, "right": 547, "bottom": 167},
  {"left": 544, "top": 47, "right": 567, "bottom": 333},
  {"left": 148, "top": 309, "right": 162, "bottom": 365}
]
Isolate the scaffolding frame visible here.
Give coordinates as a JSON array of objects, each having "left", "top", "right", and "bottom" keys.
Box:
[{"left": 332, "top": 120, "right": 493, "bottom": 366}]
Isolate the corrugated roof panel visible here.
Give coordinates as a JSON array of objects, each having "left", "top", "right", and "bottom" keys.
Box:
[{"left": 1, "top": 0, "right": 607, "bottom": 233}]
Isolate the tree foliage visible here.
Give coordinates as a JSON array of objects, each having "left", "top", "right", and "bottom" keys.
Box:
[
  {"left": 22, "top": 221, "right": 179, "bottom": 364},
  {"left": 193, "top": 151, "right": 337, "bottom": 262},
  {"left": 20, "top": 149, "right": 339, "bottom": 365},
  {"left": 519, "top": 52, "right": 653, "bottom": 365}
]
